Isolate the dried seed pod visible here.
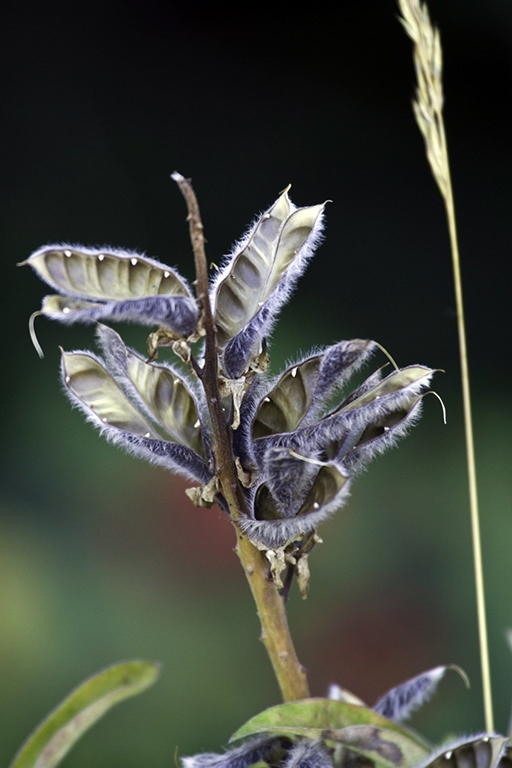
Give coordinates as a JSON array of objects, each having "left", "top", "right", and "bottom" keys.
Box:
[
  {"left": 252, "top": 340, "right": 376, "bottom": 440},
  {"left": 61, "top": 350, "right": 211, "bottom": 483},
  {"left": 24, "top": 245, "right": 191, "bottom": 301},
  {"left": 23, "top": 245, "right": 199, "bottom": 339},
  {"left": 374, "top": 666, "right": 452, "bottom": 722},
  {"left": 96, "top": 324, "right": 206, "bottom": 457},
  {"left": 240, "top": 462, "right": 349, "bottom": 549},
  {"left": 212, "top": 191, "right": 325, "bottom": 378},
  {"left": 252, "top": 367, "right": 434, "bottom": 482},
  {"left": 422, "top": 736, "right": 507, "bottom": 768}
]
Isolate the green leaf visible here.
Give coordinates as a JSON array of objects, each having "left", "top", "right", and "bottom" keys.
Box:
[
  {"left": 9, "top": 660, "right": 160, "bottom": 768},
  {"left": 271, "top": 725, "right": 428, "bottom": 768},
  {"left": 23, "top": 247, "right": 190, "bottom": 301},
  {"left": 230, "top": 699, "right": 431, "bottom": 755},
  {"left": 61, "top": 351, "right": 161, "bottom": 438},
  {"left": 214, "top": 192, "right": 324, "bottom": 346}
]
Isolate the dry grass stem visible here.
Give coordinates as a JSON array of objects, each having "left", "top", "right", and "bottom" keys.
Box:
[{"left": 398, "top": 0, "right": 494, "bottom": 734}]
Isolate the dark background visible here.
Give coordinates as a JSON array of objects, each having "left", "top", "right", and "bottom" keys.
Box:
[{"left": 1, "top": 1, "right": 512, "bottom": 765}]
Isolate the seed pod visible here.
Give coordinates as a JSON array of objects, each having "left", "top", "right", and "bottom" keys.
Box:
[
  {"left": 253, "top": 366, "right": 434, "bottom": 474},
  {"left": 96, "top": 324, "right": 207, "bottom": 457},
  {"left": 240, "top": 463, "right": 349, "bottom": 549},
  {"left": 252, "top": 340, "right": 376, "bottom": 440},
  {"left": 422, "top": 736, "right": 507, "bottom": 768},
  {"left": 23, "top": 245, "right": 199, "bottom": 338},
  {"left": 212, "top": 192, "right": 325, "bottom": 378},
  {"left": 61, "top": 350, "right": 211, "bottom": 483}
]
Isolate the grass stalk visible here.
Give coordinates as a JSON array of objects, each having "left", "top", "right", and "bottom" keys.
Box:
[{"left": 397, "top": 0, "right": 494, "bottom": 733}]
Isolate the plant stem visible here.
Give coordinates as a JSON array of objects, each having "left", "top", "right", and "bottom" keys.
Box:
[
  {"left": 396, "top": 0, "right": 493, "bottom": 732},
  {"left": 172, "top": 173, "right": 310, "bottom": 703},
  {"left": 443, "top": 175, "right": 494, "bottom": 734}
]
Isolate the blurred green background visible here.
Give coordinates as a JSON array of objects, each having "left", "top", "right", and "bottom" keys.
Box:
[{"left": 1, "top": 1, "right": 512, "bottom": 765}]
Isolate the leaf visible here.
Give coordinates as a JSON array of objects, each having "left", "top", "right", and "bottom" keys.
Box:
[
  {"left": 328, "top": 684, "right": 367, "bottom": 707},
  {"left": 9, "top": 660, "right": 160, "bottom": 768},
  {"left": 23, "top": 246, "right": 191, "bottom": 302},
  {"left": 230, "top": 699, "right": 430, "bottom": 756},
  {"left": 422, "top": 736, "right": 508, "bottom": 768}
]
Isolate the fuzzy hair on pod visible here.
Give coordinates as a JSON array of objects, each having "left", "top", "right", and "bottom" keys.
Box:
[
  {"left": 239, "top": 463, "right": 350, "bottom": 549},
  {"left": 220, "top": 212, "right": 324, "bottom": 379},
  {"left": 24, "top": 244, "right": 200, "bottom": 338},
  {"left": 60, "top": 349, "right": 212, "bottom": 484},
  {"left": 39, "top": 291, "right": 199, "bottom": 338},
  {"left": 210, "top": 196, "right": 326, "bottom": 379},
  {"left": 181, "top": 735, "right": 278, "bottom": 768},
  {"left": 340, "top": 396, "right": 425, "bottom": 474},
  {"left": 95, "top": 323, "right": 212, "bottom": 460},
  {"left": 373, "top": 666, "right": 447, "bottom": 722},
  {"left": 414, "top": 735, "right": 508, "bottom": 768},
  {"left": 254, "top": 367, "right": 434, "bottom": 471},
  {"left": 283, "top": 741, "right": 334, "bottom": 768},
  {"left": 117, "top": 432, "right": 213, "bottom": 484},
  {"left": 258, "top": 445, "right": 325, "bottom": 517},
  {"left": 299, "top": 340, "right": 377, "bottom": 426}
]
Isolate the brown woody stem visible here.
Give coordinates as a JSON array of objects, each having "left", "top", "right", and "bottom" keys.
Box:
[{"left": 172, "top": 172, "right": 309, "bottom": 702}]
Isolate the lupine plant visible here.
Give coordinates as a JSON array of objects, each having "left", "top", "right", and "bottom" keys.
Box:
[{"left": 10, "top": 1, "right": 512, "bottom": 767}]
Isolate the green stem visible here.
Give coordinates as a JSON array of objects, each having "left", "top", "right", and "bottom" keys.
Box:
[
  {"left": 172, "top": 173, "right": 310, "bottom": 703},
  {"left": 442, "top": 168, "right": 493, "bottom": 733}
]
